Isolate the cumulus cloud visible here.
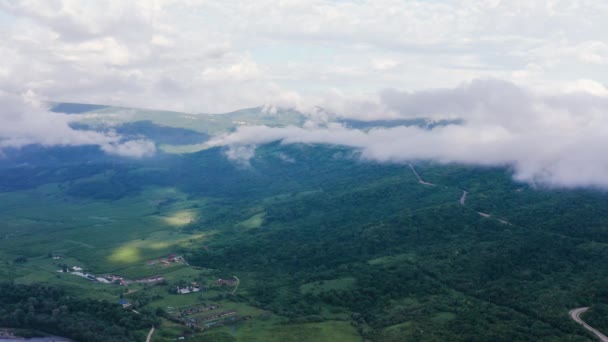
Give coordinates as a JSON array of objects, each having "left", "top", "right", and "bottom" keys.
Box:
[
  {"left": 0, "top": 0, "right": 302, "bottom": 114},
  {"left": 2, "top": 1, "right": 608, "bottom": 175},
  {"left": 0, "top": 90, "right": 155, "bottom": 158},
  {"left": 1, "top": 1, "right": 608, "bottom": 113},
  {"left": 209, "top": 80, "right": 608, "bottom": 188}
]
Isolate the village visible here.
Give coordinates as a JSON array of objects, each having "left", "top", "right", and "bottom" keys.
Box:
[
  {"left": 57, "top": 265, "right": 166, "bottom": 286},
  {"left": 146, "top": 254, "right": 189, "bottom": 267},
  {"left": 56, "top": 253, "right": 191, "bottom": 285},
  {"left": 53, "top": 253, "right": 249, "bottom": 334},
  {"left": 168, "top": 302, "right": 251, "bottom": 332}
]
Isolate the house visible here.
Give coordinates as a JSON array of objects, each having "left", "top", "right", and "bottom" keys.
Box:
[
  {"left": 177, "top": 287, "right": 192, "bottom": 294},
  {"left": 96, "top": 277, "right": 111, "bottom": 283},
  {"left": 105, "top": 275, "right": 128, "bottom": 285},
  {"left": 136, "top": 275, "right": 165, "bottom": 283},
  {"left": 118, "top": 299, "right": 132, "bottom": 308},
  {"left": 181, "top": 304, "right": 219, "bottom": 315},
  {"left": 176, "top": 284, "right": 202, "bottom": 294},
  {"left": 197, "top": 311, "right": 237, "bottom": 323},
  {"left": 216, "top": 278, "right": 236, "bottom": 286}
]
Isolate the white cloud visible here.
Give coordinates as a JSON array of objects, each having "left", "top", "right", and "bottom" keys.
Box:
[
  {"left": 100, "top": 139, "right": 156, "bottom": 158},
  {"left": 201, "top": 59, "right": 262, "bottom": 82},
  {"left": 2, "top": 0, "right": 608, "bottom": 167},
  {"left": 1, "top": 0, "right": 608, "bottom": 114},
  {"left": 209, "top": 80, "right": 608, "bottom": 188},
  {"left": 0, "top": 90, "right": 155, "bottom": 158}
]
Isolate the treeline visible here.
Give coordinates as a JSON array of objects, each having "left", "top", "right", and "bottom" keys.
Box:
[{"left": 0, "top": 282, "right": 160, "bottom": 342}]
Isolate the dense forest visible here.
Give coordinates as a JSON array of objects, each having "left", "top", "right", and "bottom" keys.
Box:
[
  {"left": 2, "top": 143, "right": 608, "bottom": 340},
  {"left": 0, "top": 283, "right": 159, "bottom": 341}
]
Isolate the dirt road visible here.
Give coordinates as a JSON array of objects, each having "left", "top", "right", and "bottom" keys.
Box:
[
  {"left": 459, "top": 190, "right": 468, "bottom": 205},
  {"left": 145, "top": 326, "right": 155, "bottom": 342},
  {"left": 408, "top": 164, "right": 435, "bottom": 186},
  {"left": 569, "top": 307, "right": 608, "bottom": 342}
]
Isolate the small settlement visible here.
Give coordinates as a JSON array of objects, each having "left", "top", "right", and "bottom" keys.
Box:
[
  {"left": 57, "top": 266, "right": 165, "bottom": 286},
  {"left": 216, "top": 278, "right": 236, "bottom": 286},
  {"left": 177, "top": 282, "right": 204, "bottom": 294},
  {"left": 54, "top": 253, "right": 250, "bottom": 335},
  {"left": 146, "top": 254, "right": 189, "bottom": 266},
  {"left": 169, "top": 303, "right": 250, "bottom": 331}
]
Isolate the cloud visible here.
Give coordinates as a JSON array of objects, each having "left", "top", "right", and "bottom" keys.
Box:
[
  {"left": 1, "top": 1, "right": 608, "bottom": 114},
  {"left": 0, "top": 90, "right": 155, "bottom": 158},
  {"left": 224, "top": 144, "right": 257, "bottom": 167},
  {"left": 100, "top": 139, "right": 156, "bottom": 158},
  {"left": 209, "top": 80, "right": 608, "bottom": 188},
  {"left": 2, "top": 1, "right": 608, "bottom": 175}
]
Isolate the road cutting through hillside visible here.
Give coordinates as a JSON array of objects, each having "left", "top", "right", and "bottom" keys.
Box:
[
  {"left": 145, "top": 326, "right": 155, "bottom": 342},
  {"left": 459, "top": 190, "right": 468, "bottom": 205},
  {"left": 569, "top": 307, "right": 608, "bottom": 342},
  {"left": 408, "top": 165, "right": 512, "bottom": 226},
  {"left": 408, "top": 164, "right": 435, "bottom": 186},
  {"left": 407, "top": 164, "right": 598, "bottom": 340}
]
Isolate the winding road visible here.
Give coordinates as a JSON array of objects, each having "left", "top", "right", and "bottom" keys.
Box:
[
  {"left": 145, "top": 326, "right": 155, "bottom": 342},
  {"left": 569, "top": 307, "right": 608, "bottom": 342},
  {"left": 459, "top": 190, "right": 468, "bottom": 206},
  {"left": 231, "top": 275, "right": 240, "bottom": 295},
  {"left": 408, "top": 164, "right": 435, "bottom": 186},
  {"left": 408, "top": 165, "right": 604, "bottom": 340}
]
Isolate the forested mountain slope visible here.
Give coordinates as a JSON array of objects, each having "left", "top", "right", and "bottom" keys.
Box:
[{"left": 0, "top": 141, "right": 606, "bottom": 341}]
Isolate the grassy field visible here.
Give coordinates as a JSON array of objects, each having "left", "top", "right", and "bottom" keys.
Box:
[
  {"left": 230, "top": 320, "right": 362, "bottom": 342},
  {"left": 4, "top": 141, "right": 608, "bottom": 341},
  {"left": 0, "top": 177, "right": 365, "bottom": 341},
  {"left": 0, "top": 183, "right": 220, "bottom": 310},
  {"left": 236, "top": 212, "right": 266, "bottom": 229},
  {"left": 0, "top": 184, "right": 212, "bottom": 273}
]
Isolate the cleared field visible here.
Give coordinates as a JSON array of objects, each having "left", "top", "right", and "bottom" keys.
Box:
[
  {"left": 0, "top": 185, "right": 211, "bottom": 273},
  {"left": 236, "top": 212, "right": 266, "bottom": 229},
  {"left": 231, "top": 320, "right": 362, "bottom": 342}
]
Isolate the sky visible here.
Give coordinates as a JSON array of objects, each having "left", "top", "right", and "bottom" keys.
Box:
[
  {"left": 2, "top": 0, "right": 608, "bottom": 186},
  {"left": 1, "top": 0, "right": 608, "bottom": 113}
]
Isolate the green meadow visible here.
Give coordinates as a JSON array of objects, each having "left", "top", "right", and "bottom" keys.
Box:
[
  {"left": 0, "top": 170, "right": 365, "bottom": 340},
  {"left": 0, "top": 185, "right": 209, "bottom": 272}
]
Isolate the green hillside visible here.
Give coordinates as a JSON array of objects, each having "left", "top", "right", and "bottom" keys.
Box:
[{"left": 0, "top": 122, "right": 606, "bottom": 340}]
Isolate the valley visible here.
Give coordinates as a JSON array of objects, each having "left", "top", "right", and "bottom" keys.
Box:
[
  {"left": 2, "top": 2, "right": 607, "bottom": 341},
  {"left": 1, "top": 139, "right": 608, "bottom": 341}
]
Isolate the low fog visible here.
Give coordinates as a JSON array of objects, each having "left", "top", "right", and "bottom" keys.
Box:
[
  {"left": 0, "top": 91, "right": 155, "bottom": 158},
  {"left": 210, "top": 80, "right": 608, "bottom": 189}
]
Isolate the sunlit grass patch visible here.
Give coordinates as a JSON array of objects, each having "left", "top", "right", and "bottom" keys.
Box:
[
  {"left": 109, "top": 245, "right": 142, "bottom": 263},
  {"left": 107, "top": 230, "right": 213, "bottom": 266},
  {"left": 162, "top": 209, "right": 198, "bottom": 226},
  {"left": 237, "top": 212, "right": 265, "bottom": 229}
]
